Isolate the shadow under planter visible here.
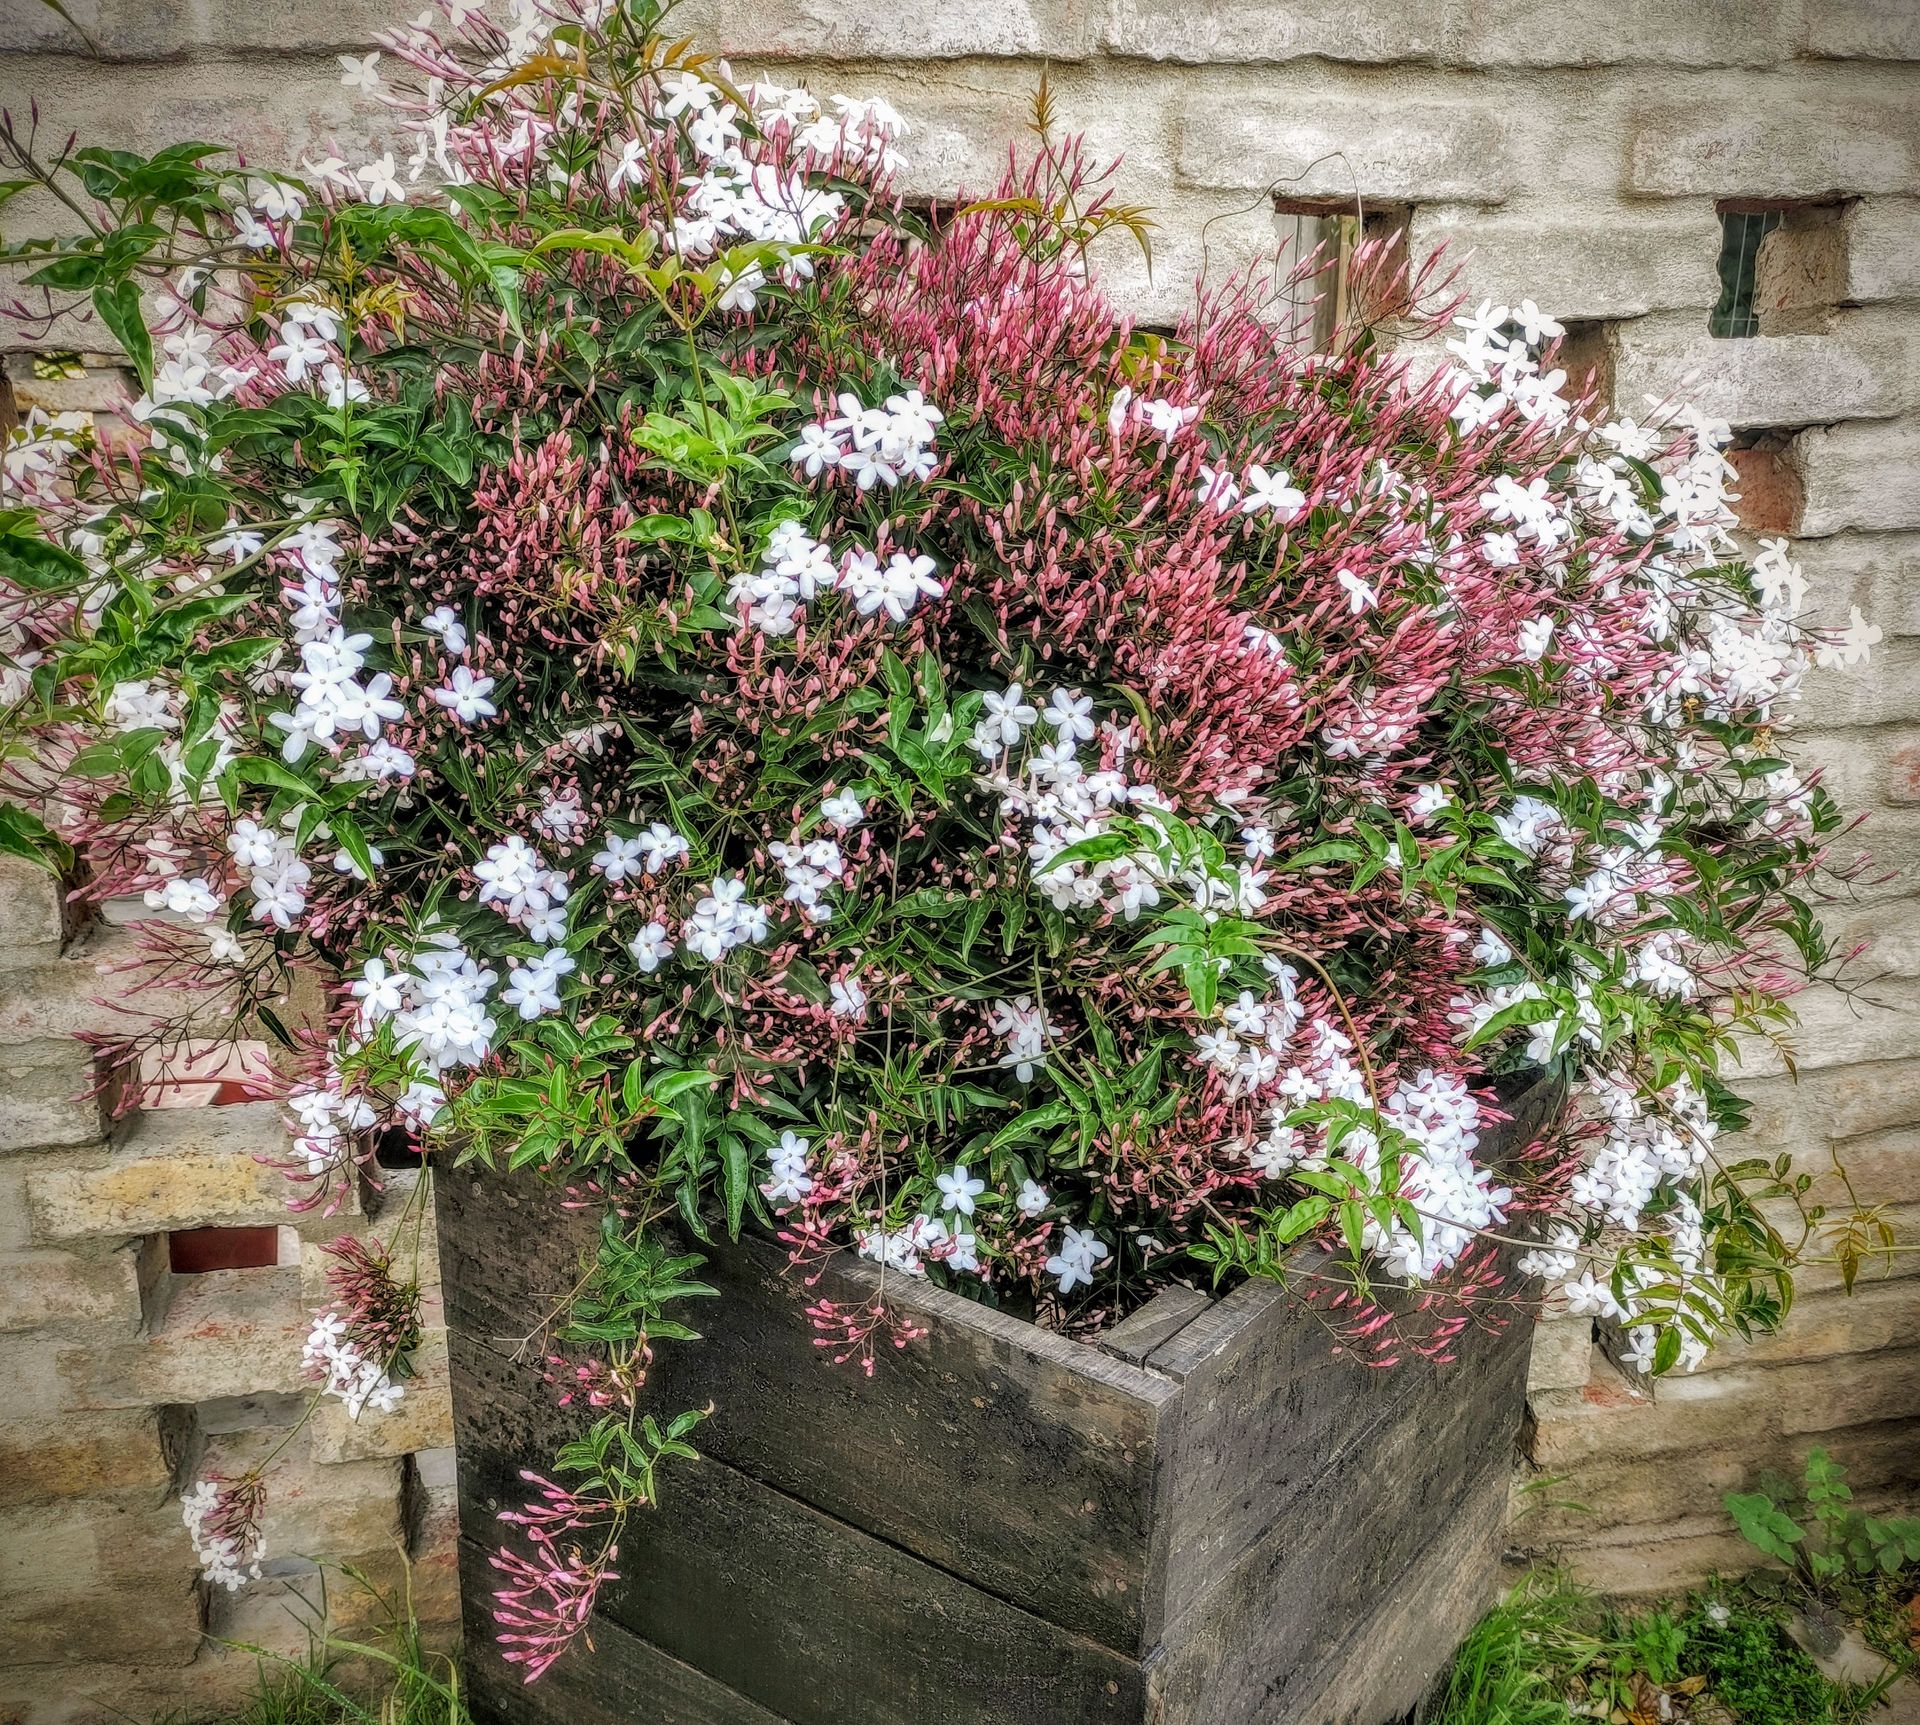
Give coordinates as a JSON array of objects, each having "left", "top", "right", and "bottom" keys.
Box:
[{"left": 438, "top": 1074, "right": 1562, "bottom": 1725}]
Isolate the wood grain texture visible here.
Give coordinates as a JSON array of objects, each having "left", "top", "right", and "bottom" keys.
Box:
[
  {"left": 642, "top": 1230, "right": 1177, "bottom": 1652},
  {"left": 1143, "top": 1313, "right": 1532, "bottom": 1722},
  {"left": 460, "top": 1536, "right": 795, "bottom": 1725},
  {"left": 440, "top": 1076, "right": 1557, "bottom": 1724}
]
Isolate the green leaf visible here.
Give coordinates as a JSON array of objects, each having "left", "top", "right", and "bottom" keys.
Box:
[
  {"left": 0, "top": 801, "right": 70, "bottom": 872},
  {"left": 1725, "top": 1491, "right": 1805, "bottom": 1567},
  {"left": 722, "top": 1135, "right": 750, "bottom": 1240},
  {"left": 90, "top": 279, "right": 152, "bottom": 386},
  {"left": 0, "top": 522, "right": 89, "bottom": 593}
]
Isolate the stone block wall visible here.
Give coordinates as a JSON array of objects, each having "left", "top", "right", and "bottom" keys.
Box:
[
  {"left": 0, "top": 857, "right": 458, "bottom": 1725},
  {"left": 0, "top": 0, "right": 1917, "bottom": 1710}
]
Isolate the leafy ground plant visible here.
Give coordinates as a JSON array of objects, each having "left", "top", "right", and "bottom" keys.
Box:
[
  {"left": 1726, "top": 1446, "right": 1920, "bottom": 1589},
  {"left": 0, "top": 0, "right": 1891, "bottom": 1684},
  {"left": 157, "top": 1561, "right": 469, "bottom": 1725},
  {"left": 1430, "top": 1570, "right": 1905, "bottom": 1725}
]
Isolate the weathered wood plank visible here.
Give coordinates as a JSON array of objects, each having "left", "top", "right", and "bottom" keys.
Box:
[
  {"left": 460, "top": 1537, "right": 794, "bottom": 1725},
  {"left": 1097, "top": 1284, "right": 1213, "bottom": 1366},
  {"left": 1137, "top": 1079, "right": 1556, "bottom": 1636},
  {"left": 643, "top": 1231, "right": 1177, "bottom": 1653},
  {"left": 453, "top": 1348, "right": 1149, "bottom": 1725},
  {"left": 1143, "top": 1312, "right": 1531, "bottom": 1724},
  {"left": 600, "top": 1444, "right": 1150, "bottom": 1725},
  {"left": 1278, "top": 1462, "right": 1512, "bottom": 1725},
  {"left": 440, "top": 1158, "right": 1181, "bottom": 1654}
]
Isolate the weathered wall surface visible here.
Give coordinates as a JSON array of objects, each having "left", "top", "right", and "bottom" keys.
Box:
[
  {"left": 0, "top": 1, "right": 1917, "bottom": 1713},
  {"left": 0, "top": 861, "right": 460, "bottom": 1725}
]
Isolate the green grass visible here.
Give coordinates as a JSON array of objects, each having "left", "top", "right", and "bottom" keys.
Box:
[
  {"left": 1430, "top": 1571, "right": 1603, "bottom": 1724},
  {"left": 1431, "top": 1569, "right": 1908, "bottom": 1725},
  {"left": 156, "top": 1562, "right": 471, "bottom": 1725}
]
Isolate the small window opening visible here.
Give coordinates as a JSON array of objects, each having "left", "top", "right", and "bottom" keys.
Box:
[
  {"left": 1711, "top": 207, "right": 1781, "bottom": 338},
  {"left": 1712, "top": 201, "right": 1850, "bottom": 338},
  {"left": 1725, "top": 429, "right": 1804, "bottom": 535},
  {"left": 168, "top": 1225, "right": 281, "bottom": 1274},
  {"left": 372, "top": 1123, "right": 431, "bottom": 1171},
  {"left": 1272, "top": 202, "right": 1411, "bottom": 352}
]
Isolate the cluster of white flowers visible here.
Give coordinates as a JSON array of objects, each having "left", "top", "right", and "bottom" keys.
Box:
[
  {"left": 681, "top": 874, "right": 772, "bottom": 962},
  {"left": 1, "top": 405, "right": 92, "bottom": 507},
  {"left": 287, "top": 1073, "right": 379, "bottom": 1177},
  {"left": 988, "top": 994, "right": 1055, "bottom": 1084},
  {"left": 769, "top": 836, "right": 845, "bottom": 923},
  {"left": 1044, "top": 1224, "right": 1111, "bottom": 1294},
  {"left": 266, "top": 523, "right": 407, "bottom": 779},
  {"left": 762, "top": 1130, "right": 814, "bottom": 1207},
  {"left": 970, "top": 682, "right": 1183, "bottom": 922},
  {"left": 1195, "top": 461, "right": 1308, "bottom": 520},
  {"left": 473, "top": 835, "right": 570, "bottom": 941},
  {"left": 133, "top": 325, "right": 254, "bottom": 445},
  {"left": 226, "top": 813, "right": 313, "bottom": 932},
  {"left": 1445, "top": 298, "right": 1571, "bottom": 433},
  {"left": 791, "top": 388, "right": 943, "bottom": 491},
  {"left": 594, "top": 820, "right": 690, "bottom": 881},
  {"left": 1432, "top": 305, "right": 1891, "bottom": 1353},
  {"left": 180, "top": 1478, "right": 265, "bottom": 1592},
  {"left": 501, "top": 945, "right": 578, "bottom": 1021},
  {"left": 302, "top": 1309, "right": 406, "bottom": 1418},
  {"left": 728, "top": 521, "right": 943, "bottom": 636}
]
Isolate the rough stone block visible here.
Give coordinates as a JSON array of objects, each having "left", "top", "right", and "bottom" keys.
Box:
[
  {"left": 0, "top": 925, "right": 223, "bottom": 1048},
  {"left": 1846, "top": 199, "right": 1920, "bottom": 303},
  {"left": 1528, "top": 1362, "right": 1770, "bottom": 1469},
  {"left": 1527, "top": 1316, "right": 1599, "bottom": 1393},
  {"left": 1448, "top": 0, "right": 1795, "bottom": 68},
  {"left": 1175, "top": 92, "right": 1515, "bottom": 204},
  {"left": 678, "top": 0, "right": 1095, "bottom": 59},
  {"left": 1794, "top": 421, "right": 1920, "bottom": 536},
  {"left": 1407, "top": 204, "right": 1720, "bottom": 322},
  {"left": 21, "top": 57, "right": 388, "bottom": 192},
  {"left": 1789, "top": 530, "right": 1920, "bottom": 639},
  {"left": 59, "top": 1267, "right": 308, "bottom": 1408},
  {"left": 0, "top": 0, "right": 195, "bottom": 59},
  {"left": 1689, "top": 1280, "right": 1920, "bottom": 1375},
  {"left": 1609, "top": 321, "right": 1914, "bottom": 428},
  {"left": 0, "top": 855, "right": 72, "bottom": 967},
  {"left": 1094, "top": 194, "right": 1285, "bottom": 328},
  {"left": 1753, "top": 205, "right": 1850, "bottom": 335},
  {"left": 1102, "top": 0, "right": 1444, "bottom": 63},
  {"left": 175, "top": 0, "right": 414, "bottom": 54},
  {"left": 0, "top": 1407, "right": 181, "bottom": 1508},
  {"left": 1796, "top": 641, "right": 1920, "bottom": 726},
  {"left": 1805, "top": 0, "right": 1920, "bottom": 60},
  {"left": 1728, "top": 979, "right": 1920, "bottom": 1079},
  {"left": 0, "top": 1036, "right": 107, "bottom": 1154},
  {"left": 0, "top": 1497, "right": 202, "bottom": 1667},
  {"left": 196, "top": 1429, "right": 406, "bottom": 1567},
  {"left": 25, "top": 1103, "right": 298, "bottom": 1242},
  {"left": 1550, "top": 1527, "right": 1765, "bottom": 1595},
  {"left": 0, "top": 1243, "right": 143, "bottom": 1333},
  {"left": 1776, "top": 1345, "right": 1920, "bottom": 1434},
  {"left": 1628, "top": 94, "right": 1920, "bottom": 198}
]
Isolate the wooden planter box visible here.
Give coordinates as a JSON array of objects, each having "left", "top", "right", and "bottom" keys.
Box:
[{"left": 439, "top": 1076, "right": 1560, "bottom": 1725}]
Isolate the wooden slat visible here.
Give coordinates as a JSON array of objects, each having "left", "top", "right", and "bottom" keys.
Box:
[
  {"left": 460, "top": 1537, "right": 794, "bottom": 1725},
  {"left": 1144, "top": 1314, "right": 1530, "bottom": 1723},
  {"left": 1138, "top": 1079, "right": 1557, "bottom": 1636},
  {"left": 1097, "top": 1284, "right": 1213, "bottom": 1366},
  {"left": 439, "top": 1159, "right": 1181, "bottom": 1655},
  {"left": 643, "top": 1232, "right": 1177, "bottom": 1652},
  {"left": 453, "top": 1352, "right": 1149, "bottom": 1725}
]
